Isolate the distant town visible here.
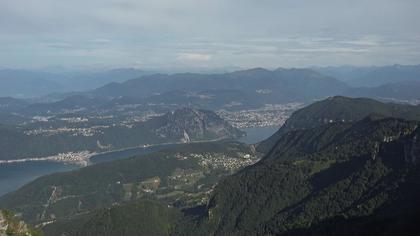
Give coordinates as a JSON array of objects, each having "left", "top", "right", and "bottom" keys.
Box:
[
  {"left": 217, "top": 103, "right": 302, "bottom": 128},
  {"left": 0, "top": 103, "right": 302, "bottom": 166},
  {"left": 0, "top": 151, "right": 95, "bottom": 167}
]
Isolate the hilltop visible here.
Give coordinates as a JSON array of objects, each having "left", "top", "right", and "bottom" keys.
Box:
[{"left": 256, "top": 96, "right": 420, "bottom": 154}]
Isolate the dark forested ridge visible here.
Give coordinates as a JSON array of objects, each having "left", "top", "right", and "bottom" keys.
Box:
[
  {"left": 256, "top": 96, "right": 420, "bottom": 154},
  {"left": 42, "top": 200, "right": 188, "bottom": 236},
  {"left": 194, "top": 117, "right": 420, "bottom": 235}
]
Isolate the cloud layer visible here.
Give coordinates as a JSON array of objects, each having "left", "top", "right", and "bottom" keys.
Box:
[{"left": 1, "top": 0, "right": 419, "bottom": 69}]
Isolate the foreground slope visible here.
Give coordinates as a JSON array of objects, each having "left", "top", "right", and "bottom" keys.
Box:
[
  {"left": 43, "top": 200, "right": 181, "bottom": 236},
  {"left": 198, "top": 117, "right": 420, "bottom": 235}
]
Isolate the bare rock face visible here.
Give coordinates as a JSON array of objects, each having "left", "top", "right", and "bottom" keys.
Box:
[
  {"left": 403, "top": 130, "right": 420, "bottom": 164},
  {"left": 376, "top": 125, "right": 420, "bottom": 165},
  {"left": 154, "top": 108, "right": 245, "bottom": 142},
  {"left": 0, "top": 211, "right": 7, "bottom": 235},
  {"left": 0, "top": 210, "right": 38, "bottom": 236}
]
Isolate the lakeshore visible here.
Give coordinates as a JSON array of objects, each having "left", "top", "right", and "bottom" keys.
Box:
[{"left": 0, "top": 126, "right": 279, "bottom": 197}]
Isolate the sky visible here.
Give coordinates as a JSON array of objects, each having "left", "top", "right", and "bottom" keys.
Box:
[{"left": 1, "top": 0, "right": 420, "bottom": 70}]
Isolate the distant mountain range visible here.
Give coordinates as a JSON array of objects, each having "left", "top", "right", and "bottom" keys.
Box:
[
  {"left": 314, "top": 65, "right": 420, "bottom": 103},
  {"left": 0, "top": 97, "right": 29, "bottom": 125},
  {"left": 90, "top": 68, "right": 347, "bottom": 102},
  {"left": 0, "top": 69, "right": 63, "bottom": 98},
  {"left": 80, "top": 67, "right": 347, "bottom": 111},
  {"left": 0, "top": 68, "right": 349, "bottom": 120},
  {"left": 0, "top": 68, "right": 151, "bottom": 98},
  {"left": 1, "top": 66, "right": 420, "bottom": 122},
  {"left": 344, "top": 81, "right": 420, "bottom": 102},
  {"left": 0, "top": 97, "right": 29, "bottom": 112},
  {"left": 2, "top": 65, "right": 420, "bottom": 105},
  {"left": 315, "top": 64, "right": 420, "bottom": 87}
]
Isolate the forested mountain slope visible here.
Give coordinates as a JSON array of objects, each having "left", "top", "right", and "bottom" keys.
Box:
[
  {"left": 257, "top": 96, "right": 420, "bottom": 154},
  {"left": 197, "top": 117, "right": 420, "bottom": 235}
]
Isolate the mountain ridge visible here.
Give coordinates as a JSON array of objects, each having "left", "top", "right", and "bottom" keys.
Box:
[{"left": 256, "top": 96, "right": 420, "bottom": 154}]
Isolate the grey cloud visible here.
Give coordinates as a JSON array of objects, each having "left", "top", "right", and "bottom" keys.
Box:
[{"left": 0, "top": 0, "right": 419, "bottom": 69}]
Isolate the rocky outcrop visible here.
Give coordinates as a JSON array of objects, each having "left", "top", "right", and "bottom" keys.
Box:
[
  {"left": 0, "top": 210, "right": 39, "bottom": 236},
  {"left": 0, "top": 211, "right": 7, "bottom": 235},
  {"left": 154, "top": 108, "right": 245, "bottom": 142}
]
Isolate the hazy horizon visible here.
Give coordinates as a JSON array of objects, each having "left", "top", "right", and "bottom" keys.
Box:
[{"left": 1, "top": 0, "right": 419, "bottom": 70}]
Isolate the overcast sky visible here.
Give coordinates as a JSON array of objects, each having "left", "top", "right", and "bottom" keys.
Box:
[{"left": 1, "top": 0, "right": 419, "bottom": 70}]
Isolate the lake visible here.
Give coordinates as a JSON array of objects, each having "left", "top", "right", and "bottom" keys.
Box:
[
  {"left": 239, "top": 126, "right": 279, "bottom": 144},
  {"left": 0, "top": 126, "right": 279, "bottom": 197},
  {"left": 0, "top": 161, "right": 78, "bottom": 197}
]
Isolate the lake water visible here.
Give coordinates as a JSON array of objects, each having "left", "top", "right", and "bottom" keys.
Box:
[
  {"left": 239, "top": 126, "right": 279, "bottom": 144},
  {"left": 0, "top": 126, "right": 279, "bottom": 197},
  {"left": 0, "top": 161, "right": 78, "bottom": 197},
  {"left": 90, "top": 144, "right": 178, "bottom": 164}
]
